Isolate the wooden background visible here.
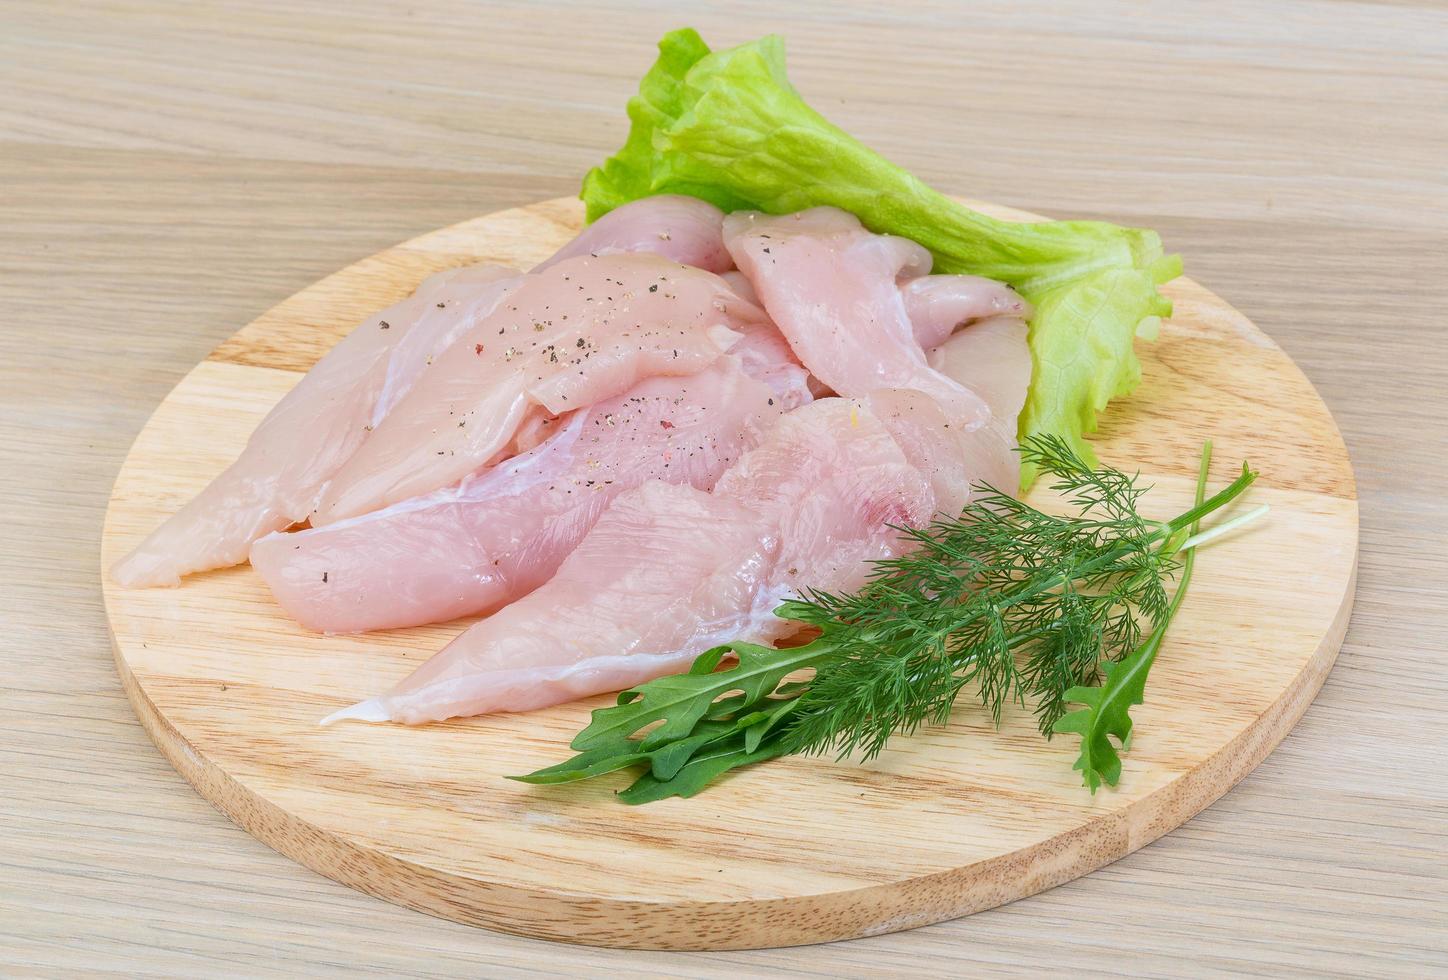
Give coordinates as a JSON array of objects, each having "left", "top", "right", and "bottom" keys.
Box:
[{"left": 3, "top": 1, "right": 1445, "bottom": 975}]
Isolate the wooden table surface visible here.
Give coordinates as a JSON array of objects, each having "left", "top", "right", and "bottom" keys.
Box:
[{"left": 3, "top": 2, "right": 1445, "bottom": 975}]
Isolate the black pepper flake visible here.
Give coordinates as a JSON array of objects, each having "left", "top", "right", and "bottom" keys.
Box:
[
  {"left": 322, "top": 572, "right": 329, "bottom": 583},
  {"left": 379, "top": 320, "right": 390, "bottom": 330},
  {"left": 436, "top": 302, "right": 446, "bottom": 308}
]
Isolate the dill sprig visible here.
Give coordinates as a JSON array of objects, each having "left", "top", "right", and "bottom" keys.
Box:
[
  {"left": 514, "top": 437, "right": 1260, "bottom": 803},
  {"left": 784, "top": 437, "right": 1173, "bottom": 759}
]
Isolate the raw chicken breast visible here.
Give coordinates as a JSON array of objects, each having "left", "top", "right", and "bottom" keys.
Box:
[
  {"left": 508, "top": 410, "right": 565, "bottom": 455},
  {"left": 864, "top": 388, "right": 975, "bottom": 518},
  {"left": 708, "top": 400, "right": 934, "bottom": 597},
  {"left": 901, "top": 274, "right": 1031, "bottom": 348},
  {"left": 719, "top": 270, "right": 759, "bottom": 305},
  {"left": 928, "top": 315, "right": 1033, "bottom": 497},
  {"left": 723, "top": 207, "right": 988, "bottom": 428},
  {"left": 251, "top": 354, "right": 792, "bottom": 633},
  {"left": 728, "top": 315, "right": 812, "bottom": 410},
  {"left": 371, "top": 267, "right": 525, "bottom": 425},
  {"left": 326, "top": 484, "right": 777, "bottom": 722},
  {"left": 859, "top": 315, "right": 1033, "bottom": 512},
  {"left": 312, "top": 253, "right": 767, "bottom": 524},
  {"left": 111, "top": 264, "right": 520, "bottom": 587},
  {"left": 322, "top": 398, "right": 934, "bottom": 725},
  {"left": 533, "top": 194, "right": 732, "bottom": 274}
]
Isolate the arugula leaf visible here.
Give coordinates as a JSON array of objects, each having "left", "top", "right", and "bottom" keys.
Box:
[
  {"left": 617, "top": 728, "right": 795, "bottom": 805},
  {"left": 511, "top": 718, "right": 740, "bottom": 785},
  {"left": 1053, "top": 442, "right": 1213, "bottom": 791},
  {"left": 582, "top": 29, "right": 1181, "bottom": 485},
  {"left": 1052, "top": 623, "right": 1167, "bottom": 792},
  {"left": 511, "top": 656, "right": 812, "bottom": 798},
  {"left": 568, "top": 641, "right": 825, "bottom": 751}
]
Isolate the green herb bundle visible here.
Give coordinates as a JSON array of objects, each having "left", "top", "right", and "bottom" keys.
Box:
[{"left": 515, "top": 438, "right": 1262, "bottom": 803}]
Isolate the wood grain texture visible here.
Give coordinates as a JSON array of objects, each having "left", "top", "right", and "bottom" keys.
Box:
[
  {"left": 3, "top": 0, "right": 1446, "bottom": 974},
  {"left": 98, "top": 197, "right": 1357, "bottom": 950}
]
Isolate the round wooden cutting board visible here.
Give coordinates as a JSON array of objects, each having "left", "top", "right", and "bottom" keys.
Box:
[{"left": 101, "top": 198, "right": 1358, "bottom": 950}]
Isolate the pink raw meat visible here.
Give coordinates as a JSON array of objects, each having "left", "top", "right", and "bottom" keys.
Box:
[
  {"left": 858, "top": 314, "right": 1033, "bottom": 514},
  {"left": 901, "top": 274, "right": 1031, "bottom": 348},
  {"left": 114, "top": 198, "right": 747, "bottom": 588},
  {"left": 322, "top": 397, "right": 936, "bottom": 724},
  {"left": 251, "top": 353, "right": 799, "bottom": 633},
  {"left": 312, "top": 253, "right": 768, "bottom": 524},
  {"left": 110, "top": 264, "right": 520, "bottom": 587},
  {"left": 723, "top": 207, "right": 988, "bottom": 429},
  {"left": 928, "top": 315, "right": 1033, "bottom": 497},
  {"left": 533, "top": 194, "right": 732, "bottom": 274}
]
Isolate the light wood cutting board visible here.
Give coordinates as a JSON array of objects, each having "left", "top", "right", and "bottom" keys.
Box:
[{"left": 101, "top": 197, "right": 1358, "bottom": 950}]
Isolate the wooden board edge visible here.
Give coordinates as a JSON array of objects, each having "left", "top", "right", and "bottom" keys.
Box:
[{"left": 104, "top": 541, "right": 1357, "bottom": 950}]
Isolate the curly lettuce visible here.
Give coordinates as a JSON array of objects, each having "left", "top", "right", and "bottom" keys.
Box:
[{"left": 583, "top": 29, "right": 1181, "bottom": 484}]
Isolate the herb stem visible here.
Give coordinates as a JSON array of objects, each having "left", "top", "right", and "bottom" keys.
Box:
[
  {"left": 963, "top": 460, "right": 1254, "bottom": 621},
  {"left": 1175, "top": 440, "right": 1213, "bottom": 608},
  {"left": 1177, "top": 503, "right": 1269, "bottom": 553},
  {"left": 1160, "top": 462, "right": 1257, "bottom": 536}
]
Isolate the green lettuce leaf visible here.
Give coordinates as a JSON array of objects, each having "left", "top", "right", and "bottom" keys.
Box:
[
  {"left": 583, "top": 29, "right": 1181, "bottom": 484},
  {"left": 581, "top": 29, "right": 751, "bottom": 220},
  {"left": 1019, "top": 257, "right": 1180, "bottom": 483}
]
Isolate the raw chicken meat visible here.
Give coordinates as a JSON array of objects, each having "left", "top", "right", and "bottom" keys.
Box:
[
  {"left": 533, "top": 194, "right": 732, "bottom": 274},
  {"left": 507, "top": 410, "right": 564, "bottom": 455},
  {"left": 723, "top": 207, "right": 988, "bottom": 428},
  {"left": 928, "top": 315, "right": 1033, "bottom": 497},
  {"left": 856, "top": 313, "right": 1033, "bottom": 514},
  {"left": 321, "top": 397, "right": 935, "bottom": 725},
  {"left": 110, "top": 264, "right": 521, "bottom": 587},
  {"left": 324, "top": 483, "right": 776, "bottom": 722},
  {"left": 112, "top": 200, "right": 744, "bottom": 589},
  {"left": 312, "top": 253, "right": 767, "bottom": 524},
  {"left": 718, "top": 270, "right": 758, "bottom": 305},
  {"left": 864, "top": 388, "right": 975, "bottom": 518},
  {"left": 901, "top": 274, "right": 1031, "bottom": 349},
  {"left": 371, "top": 267, "right": 526, "bottom": 425},
  {"left": 251, "top": 353, "right": 798, "bottom": 633}
]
